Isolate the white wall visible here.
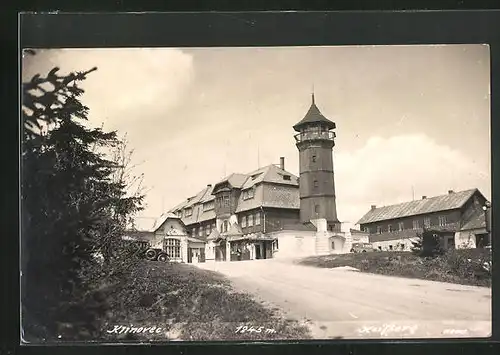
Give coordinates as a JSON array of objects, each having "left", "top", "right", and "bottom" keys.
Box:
[
  {"left": 455, "top": 230, "right": 480, "bottom": 249},
  {"left": 205, "top": 240, "right": 216, "bottom": 261},
  {"left": 273, "top": 230, "right": 317, "bottom": 259},
  {"left": 371, "top": 238, "right": 416, "bottom": 252},
  {"left": 328, "top": 234, "right": 346, "bottom": 254}
]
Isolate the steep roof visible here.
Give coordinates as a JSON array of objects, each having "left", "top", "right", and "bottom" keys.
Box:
[
  {"left": 293, "top": 94, "right": 336, "bottom": 132},
  {"left": 213, "top": 173, "right": 249, "bottom": 191},
  {"left": 222, "top": 223, "right": 244, "bottom": 237},
  {"left": 460, "top": 209, "right": 487, "bottom": 231},
  {"left": 357, "top": 189, "right": 480, "bottom": 225},
  {"left": 282, "top": 222, "right": 316, "bottom": 231}
]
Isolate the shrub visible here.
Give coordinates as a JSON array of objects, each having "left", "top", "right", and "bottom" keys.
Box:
[{"left": 411, "top": 230, "right": 445, "bottom": 257}]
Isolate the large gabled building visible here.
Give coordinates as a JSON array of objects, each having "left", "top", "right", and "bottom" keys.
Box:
[
  {"left": 166, "top": 94, "right": 347, "bottom": 261},
  {"left": 168, "top": 160, "right": 302, "bottom": 261},
  {"left": 356, "top": 188, "right": 490, "bottom": 251}
]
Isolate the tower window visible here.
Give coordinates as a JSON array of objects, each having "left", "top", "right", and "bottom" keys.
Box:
[
  {"left": 313, "top": 180, "right": 319, "bottom": 188},
  {"left": 312, "top": 155, "right": 317, "bottom": 163},
  {"left": 314, "top": 205, "right": 320, "bottom": 213}
]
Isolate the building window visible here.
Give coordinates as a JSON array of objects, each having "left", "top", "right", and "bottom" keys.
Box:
[
  {"left": 424, "top": 217, "right": 431, "bottom": 228},
  {"left": 313, "top": 180, "right": 319, "bottom": 188},
  {"left": 243, "top": 188, "right": 255, "bottom": 200},
  {"left": 206, "top": 225, "right": 211, "bottom": 235},
  {"left": 241, "top": 215, "right": 247, "bottom": 228},
  {"left": 223, "top": 220, "right": 228, "bottom": 232},
  {"left": 283, "top": 175, "right": 291, "bottom": 181},
  {"left": 398, "top": 222, "right": 404, "bottom": 231},
  {"left": 165, "top": 238, "right": 181, "bottom": 258},
  {"left": 314, "top": 205, "right": 320, "bottom": 213},
  {"left": 211, "top": 223, "right": 216, "bottom": 232},
  {"left": 388, "top": 224, "right": 393, "bottom": 232},
  {"left": 389, "top": 245, "right": 393, "bottom": 250},
  {"left": 198, "top": 227, "right": 203, "bottom": 237},
  {"left": 312, "top": 155, "right": 317, "bottom": 163},
  {"left": 255, "top": 212, "right": 261, "bottom": 225},
  {"left": 185, "top": 208, "right": 193, "bottom": 217},
  {"left": 377, "top": 226, "right": 382, "bottom": 234},
  {"left": 223, "top": 195, "right": 230, "bottom": 207},
  {"left": 400, "top": 244, "right": 405, "bottom": 250},
  {"left": 331, "top": 241, "right": 335, "bottom": 249},
  {"left": 248, "top": 214, "right": 254, "bottom": 227},
  {"left": 438, "top": 215, "right": 447, "bottom": 226},
  {"left": 378, "top": 246, "right": 382, "bottom": 251},
  {"left": 413, "top": 220, "right": 420, "bottom": 230},
  {"left": 203, "top": 201, "right": 214, "bottom": 211}
]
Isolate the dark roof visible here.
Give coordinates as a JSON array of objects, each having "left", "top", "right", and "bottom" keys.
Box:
[
  {"left": 282, "top": 222, "right": 317, "bottom": 231},
  {"left": 293, "top": 94, "right": 336, "bottom": 132},
  {"left": 357, "top": 189, "right": 481, "bottom": 225},
  {"left": 461, "top": 209, "right": 487, "bottom": 231}
]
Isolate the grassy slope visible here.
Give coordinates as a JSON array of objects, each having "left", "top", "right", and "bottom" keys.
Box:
[
  {"left": 101, "top": 261, "right": 310, "bottom": 341},
  {"left": 298, "top": 249, "right": 491, "bottom": 287}
]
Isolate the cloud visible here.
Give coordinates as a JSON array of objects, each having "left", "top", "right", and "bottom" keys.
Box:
[
  {"left": 22, "top": 48, "right": 194, "bottom": 128},
  {"left": 334, "top": 133, "right": 490, "bottom": 225}
]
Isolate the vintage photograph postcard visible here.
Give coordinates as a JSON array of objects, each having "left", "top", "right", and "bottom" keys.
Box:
[{"left": 20, "top": 44, "right": 491, "bottom": 343}]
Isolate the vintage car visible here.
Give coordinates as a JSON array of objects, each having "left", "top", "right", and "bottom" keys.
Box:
[{"left": 350, "top": 242, "right": 376, "bottom": 253}]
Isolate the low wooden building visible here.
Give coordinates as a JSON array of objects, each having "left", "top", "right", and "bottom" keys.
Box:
[{"left": 357, "top": 188, "right": 490, "bottom": 251}]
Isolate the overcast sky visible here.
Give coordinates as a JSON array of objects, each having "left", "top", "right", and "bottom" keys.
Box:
[{"left": 22, "top": 45, "right": 491, "bottom": 230}]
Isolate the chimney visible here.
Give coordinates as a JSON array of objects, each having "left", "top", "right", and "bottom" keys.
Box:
[
  {"left": 448, "top": 190, "right": 454, "bottom": 194},
  {"left": 280, "top": 157, "right": 285, "bottom": 170},
  {"left": 371, "top": 205, "right": 377, "bottom": 210},
  {"left": 422, "top": 196, "right": 427, "bottom": 199}
]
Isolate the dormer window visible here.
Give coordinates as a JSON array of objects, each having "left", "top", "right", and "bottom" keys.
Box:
[
  {"left": 203, "top": 201, "right": 214, "bottom": 211},
  {"left": 283, "top": 175, "right": 291, "bottom": 181},
  {"left": 242, "top": 188, "right": 255, "bottom": 200},
  {"left": 184, "top": 208, "right": 193, "bottom": 217}
]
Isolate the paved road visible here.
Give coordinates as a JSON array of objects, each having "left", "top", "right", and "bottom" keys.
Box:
[{"left": 195, "top": 258, "right": 491, "bottom": 339}]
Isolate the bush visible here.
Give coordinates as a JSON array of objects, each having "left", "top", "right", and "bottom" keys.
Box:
[{"left": 411, "top": 230, "right": 446, "bottom": 257}]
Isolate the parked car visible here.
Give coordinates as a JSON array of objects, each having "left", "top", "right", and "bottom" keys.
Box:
[{"left": 350, "top": 242, "right": 376, "bottom": 253}]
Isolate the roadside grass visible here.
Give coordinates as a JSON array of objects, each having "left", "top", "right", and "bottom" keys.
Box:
[
  {"left": 100, "top": 261, "right": 310, "bottom": 341},
  {"left": 298, "top": 249, "right": 491, "bottom": 287}
]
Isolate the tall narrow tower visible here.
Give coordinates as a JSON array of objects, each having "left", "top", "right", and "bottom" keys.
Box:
[{"left": 293, "top": 93, "right": 340, "bottom": 231}]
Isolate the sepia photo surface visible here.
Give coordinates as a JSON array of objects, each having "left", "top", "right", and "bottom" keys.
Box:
[{"left": 21, "top": 45, "right": 491, "bottom": 343}]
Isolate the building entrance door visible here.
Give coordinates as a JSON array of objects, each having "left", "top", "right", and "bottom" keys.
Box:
[{"left": 255, "top": 244, "right": 262, "bottom": 259}]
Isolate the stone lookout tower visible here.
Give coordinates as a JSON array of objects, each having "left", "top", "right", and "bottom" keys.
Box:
[{"left": 293, "top": 93, "right": 340, "bottom": 232}]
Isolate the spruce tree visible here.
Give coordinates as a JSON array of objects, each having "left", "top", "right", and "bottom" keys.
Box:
[{"left": 22, "top": 59, "right": 144, "bottom": 341}]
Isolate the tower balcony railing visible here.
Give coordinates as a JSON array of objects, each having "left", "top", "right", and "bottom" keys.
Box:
[{"left": 294, "top": 131, "right": 336, "bottom": 143}]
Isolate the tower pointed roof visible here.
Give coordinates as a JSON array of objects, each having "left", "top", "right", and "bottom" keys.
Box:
[{"left": 293, "top": 93, "right": 336, "bottom": 132}]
